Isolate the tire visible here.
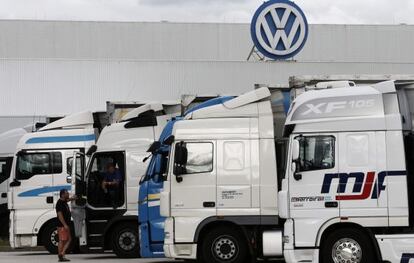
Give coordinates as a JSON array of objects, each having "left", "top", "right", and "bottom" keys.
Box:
[
  {"left": 199, "top": 226, "right": 249, "bottom": 263},
  {"left": 111, "top": 223, "right": 140, "bottom": 258},
  {"left": 42, "top": 221, "right": 59, "bottom": 254},
  {"left": 320, "top": 228, "right": 376, "bottom": 263}
]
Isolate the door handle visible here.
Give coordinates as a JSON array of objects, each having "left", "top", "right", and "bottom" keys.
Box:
[
  {"left": 294, "top": 173, "right": 302, "bottom": 181},
  {"left": 325, "top": 201, "right": 338, "bottom": 208},
  {"left": 203, "top": 202, "right": 215, "bottom": 208},
  {"left": 1, "top": 193, "right": 7, "bottom": 198},
  {"left": 46, "top": 196, "right": 54, "bottom": 204}
]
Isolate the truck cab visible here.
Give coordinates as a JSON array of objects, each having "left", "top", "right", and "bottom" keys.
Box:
[
  {"left": 138, "top": 96, "right": 235, "bottom": 258},
  {"left": 70, "top": 103, "right": 180, "bottom": 258},
  {"left": 8, "top": 111, "right": 96, "bottom": 253},
  {"left": 0, "top": 127, "right": 36, "bottom": 237},
  {"left": 279, "top": 80, "right": 414, "bottom": 263},
  {"left": 160, "top": 88, "right": 282, "bottom": 262}
]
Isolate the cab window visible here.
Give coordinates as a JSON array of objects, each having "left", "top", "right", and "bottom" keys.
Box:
[
  {"left": 176, "top": 142, "right": 213, "bottom": 175},
  {"left": 297, "top": 136, "right": 335, "bottom": 172},
  {"left": 16, "top": 152, "right": 62, "bottom": 180}
]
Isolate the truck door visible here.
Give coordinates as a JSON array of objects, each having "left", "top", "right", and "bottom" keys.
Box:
[
  {"left": 288, "top": 134, "right": 339, "bottom": 246},
  {"left": 69, "top": 151, "right": 87, "bottom": 246},
  {"left": 10, "top": 151, "right": 64, "bottom": 211},
  {"left": 170, "top": 141, "right": 216, "bottom": 241},
  {"left": 138, "top": 152, "right": 166, "bottom": 257}
]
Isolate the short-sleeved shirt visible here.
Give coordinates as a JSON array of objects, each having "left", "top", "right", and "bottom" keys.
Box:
[
  {"left": 56, "top": 199, "right": 71, "bottom": 227},
  {"left": 103, "top": 169, "right": 122, "bottom": 183}
]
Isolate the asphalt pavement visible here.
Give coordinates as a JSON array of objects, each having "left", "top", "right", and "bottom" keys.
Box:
[
  {"left": 0, "top": 251, "right": 284, "bottom": 262},
  {"left": 0, "top": 251, "right": 181, "bottom": 263}
]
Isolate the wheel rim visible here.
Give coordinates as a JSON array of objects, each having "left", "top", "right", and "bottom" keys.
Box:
[
  {"left": 118, "top": 231, "right": 137, "bottom": 251},
  {"left": 211, "top": 235, "right": 239, "bottom": 262},
  {"left": 331, "top": 238, "right": 362, "bottom": 263},
  {"left": 50, "top": 228, "right": 59, "bottom": 247}
]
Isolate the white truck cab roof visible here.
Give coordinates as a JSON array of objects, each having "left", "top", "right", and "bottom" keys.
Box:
[
  {"left": 120, "top": 102, "right": 180, "bottom": 122},
  {"left": 95, "top": 103, "right": 181, "bottom": 152},
  {"left": 16, "top": 111, "right": 96, "bottom": 151},
  {"left": 285, "top": 80, "right": 404, "bottom": 134},
  {"left": 184, "top": 88, "right": 271, "bottom": 120},
  {"left": 175, "top": 88, "right": 274, "bottom": 140},
  {"left": 39, "top": 111, "right": 94, "bottom": 131}
]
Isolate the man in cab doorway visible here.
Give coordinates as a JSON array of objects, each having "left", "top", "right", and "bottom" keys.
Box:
[{"left": 101, "top": 162, "right": 122, "bottom": 208}]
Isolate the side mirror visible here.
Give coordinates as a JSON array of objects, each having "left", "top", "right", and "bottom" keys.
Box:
[
  {"left": 9, "top": 179, "right": 21, "bottom": 187},
  {"left": 66, "top": 157, "right": 73, "bottom": 175},
  {"left": 292, "top": 139, "right": 300, "bottom": 161},
  {"left": 173, "top": 142, "right": 188, "bottom": 179},
  {"left": 163, "top": 135, "right": 175, "bottom": 146},
  {"left": 174, "top": 143, "right": 188, "bottom": 166},
  {"left": 86, "top": 145, "right": 97, "bottom": 157},
  {"left": 147, "top": 141, "right": 161, "bottom": 154}
]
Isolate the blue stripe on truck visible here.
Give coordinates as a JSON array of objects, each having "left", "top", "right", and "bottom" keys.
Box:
[
  {"left": 18, "top": 185, "right": 71, "bottom": 197},
  {"left": 26, "top": 134, "right": 96, "bottom": 144}
]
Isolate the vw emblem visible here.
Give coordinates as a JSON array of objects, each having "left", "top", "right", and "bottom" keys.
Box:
[{"left": 251, "top": 0, "right": 308, "bottom": 60}]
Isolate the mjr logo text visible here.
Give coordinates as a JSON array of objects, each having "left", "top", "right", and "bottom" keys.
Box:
[{"left": 321, "top": 170, "right": 406, "bottom": 200}]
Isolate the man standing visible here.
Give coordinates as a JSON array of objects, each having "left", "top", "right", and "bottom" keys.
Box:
[
  {"left": 56, "top": 189, "right": 75, "bottom": 262},
  {"left": 101, "top": 162, "right": 123, "bottom": 208}
]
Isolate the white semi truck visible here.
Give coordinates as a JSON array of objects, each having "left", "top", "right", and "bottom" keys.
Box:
[
  {"left": 280, "top": 80, "right": 414, "bottom": 263},
  {"left": 69, "top": 102, "right": 180, "bottom": 258},
  {"left": 0, "top": 125, "right": 42, "bottom": 237},
  {"left": 161, "top": 79, "right": 414, "bottom": 263},
  {"left": 8, "top": 111, "right": 97, "bottom": 252},
  {"left": 7, "top": 101, "right": 166, "bottom": 255},
  {"left": 70, "top": 95, "right": 233, "bottom": 258},
  {"left": 69, "top": 96, "right": 234, "bottom": 258}
]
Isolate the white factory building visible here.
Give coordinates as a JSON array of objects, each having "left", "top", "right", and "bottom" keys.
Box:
[{"left": 1, "top": 20, "right": 414, "bottom": 132}]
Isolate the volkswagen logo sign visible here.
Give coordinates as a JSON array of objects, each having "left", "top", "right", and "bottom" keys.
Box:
[{"left": 251, "top": 0, "right": 308, "bottom": 60}]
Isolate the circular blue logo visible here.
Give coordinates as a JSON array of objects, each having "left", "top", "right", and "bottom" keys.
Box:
[{"left": 251, "top": 0, "right": 309, "bottom": 60}]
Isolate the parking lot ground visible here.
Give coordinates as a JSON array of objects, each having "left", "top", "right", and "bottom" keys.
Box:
[
  {"left": 0, "top": 251, "right": 181, "bottom": 263},
  {"left": 0, "top": 251, "right": 285, "bottom": 263}
]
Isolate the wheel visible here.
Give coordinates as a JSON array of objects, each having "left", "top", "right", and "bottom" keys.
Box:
[
  {"left": 111, "top": 223, "right": 140, "bottom": 258},
  {"left": 320, "top": 228, "right": 376, "bottom": 263},
  {"left": 42, "top": 221, "right": 74, "bottom": 254},
  {"left": 42, "top": 221, "right": 59, "bottom": 254},
  {"left": 200, "top": 226, "right": 249, "bottom": 263}
]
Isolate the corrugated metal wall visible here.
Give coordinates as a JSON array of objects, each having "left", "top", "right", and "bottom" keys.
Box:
[
  {"left": 1, "top": 59, "right": 413, "bottom": 117},
  {"left": 0, "top": 21, "right": 412, "bottom": 62},
  {"left": 0, "top": 20, "right": 414, "bottom": 131}
]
